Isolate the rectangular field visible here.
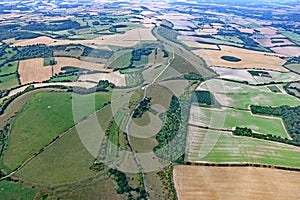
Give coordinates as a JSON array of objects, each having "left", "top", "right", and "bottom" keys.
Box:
[
  {"left": 186, "top": 126, "right": 300, "bottom": 167},
  {"left": 189, "top": 105, "right": 288, "bottom": 138},
  {"left": 174, "top": 165, "right": 300, "bottom": 200}
]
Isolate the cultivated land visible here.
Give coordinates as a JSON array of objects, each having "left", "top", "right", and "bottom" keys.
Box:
[
  {"left": 192, "top": 45, "right": 288, "bottom": 72},
  {"left": 174, "top": 165, "right": 300, "bottom": 200},
  {"left": 186, "top": 127, "right": 300, "bottom": 167},
  {"left": 189, "top": 105, "right": 288, "bottom": 138}
]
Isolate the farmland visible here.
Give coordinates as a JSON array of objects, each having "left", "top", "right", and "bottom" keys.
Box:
[
  {"left": 174, "top": 165, "right": 300, "bottom": 200},
  {"left": 186, "top": 127, "right": 300, "bottom": 167},
  {"left": 189, "top": 105, "right": 288, "bottom": 138}
]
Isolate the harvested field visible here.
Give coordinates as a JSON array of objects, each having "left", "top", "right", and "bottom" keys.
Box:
[
  {"left": 236, "top": 27, "right": 254, "bottom": 34},
  {"left": 194, "top": 28, "right": 218, "bottom": 35},
  {"left": 174, "top": 165, "right": 300, "bottom": 200},
  {"left": 254, "top": 38, "right": 294, "bottom": 48},
  {"left": 18, "top": 58, "right": 52, "bottom": 85},
  {"left": 78, "top": 71, "right": 126, "bottom": 86},
  {"left": 255, "top": 27, "right": 277, "bottom": 35},
  {"left": 271, "top": 46, "right": 300, "bottom": 57},
  {"left": 182, "top": 41, "right": 219, "bottom": 50},
  {"left": 12, "top": 36, "right": 55, "bottom": 47},
  {"left": 192, "top": 45, "right": 288, "bottom": 72},
  {"left": 186, "top": 127, "right": 300, "bottom": 167},
  {"left": 18, "top": 57, "right": 112, "bottom": 84},
  {"left": 49, "top": 28, "right": 156, "bottom": 47}
]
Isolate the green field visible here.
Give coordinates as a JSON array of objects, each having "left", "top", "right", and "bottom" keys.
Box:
[
  {"left": 107, "top": 51, "right": 132, "bottom": 69},
  {"left": 187, "top": 127, "right": 300, "bottom": 168},
  {"left": 48, "top": 75, "right": 77, "bottom": 82},
  {"left": 215, "top": 92, "right": 300, "bottom": 109},
  {"left": 285, "top": 64, "right": 300, "bottom": 73},
  {"left": 190, "top": 105, "right": 288, "bottom": 138},
  {"left": 2, "top": 91, "right": 111, "bottom": 170},
  {"left": 280, "top": 31, "right": 300, "bottom": 45},
  {"left": 0, "top": 180, "right": 37, "bottom": 200},
  {"left": 0, "top": 73, "right": 19, "bottom": 90},
  {"left": 0, "top": 61, "right": 18, "bottom": 75}
]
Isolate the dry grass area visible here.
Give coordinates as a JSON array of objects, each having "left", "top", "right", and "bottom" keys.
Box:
[
  {"left": 18, "top": 57, "right": 112, "bottom": 84},
  {"left": 195, "top": 28, "right": 218, "bottom": 35},
  {"left": 13, "top": 36, "right": 55, "bottom": 47},
  {"left": 18, "top": 58, "right": 52, "bottom": 84},
  {"left": 192, "top": 45, "right": 288, "bottom": 72},
  {"left": 182, "top": 41, "right": 219, "bottom": 50},
  {"left": 174, "top": 165, "right": 300, "bottom": 200},
  {"left": 78, "top": 71, "right": 126, "bottom": 86},
  {"left": 271, "top": 46, "right": 300, "bottom": 57}
]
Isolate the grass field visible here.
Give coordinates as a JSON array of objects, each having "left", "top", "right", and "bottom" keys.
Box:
[
  {"left": 2, "top": 91, "right": 111, "bottom": 170},
  {"left": 285, "top": 64, "right": 300, "bottom": 73},
  {"left": 174, "top": 165, "right": 300, "bottom": 200},
  {"left": 107, "top": 51, "right": 132, "bottom": 69},
  {"left": 0, "top": 61, "right": 18, "bottom": 75},
  {"left": 189, "top": 105, "right": 288, "bottom": 138},
  {"left": 0, "top": 73, "right": 19, "bottom": 90},
  {"left": 214, "top": 92, "right": 300, "bottom": 109},
  {"left": 48, "top": 75, "right": 77, "bottom": 82},
  {"left": 186, "top": 127, "right": 300, "bottom": 167},
  {"left": 0, "top": 180, "right": 37, "bottom": 200}
]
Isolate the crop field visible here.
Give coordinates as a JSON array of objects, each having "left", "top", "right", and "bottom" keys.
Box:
[
  {"left": 285, "top": 64, "right": 300, "bottom": 73},
  {"left": 2, "top": 91, "right": 111, "bottom": 171},
  {"left": 173, "top": 165, "right": 300, "bottom": 200},
  {"left": 78, "top": 71, "right": 126, "bottom": 86},
  {"left": 0, "top": 180, "right": 37, "bottom": 199},
  {"left": 181, "top": 41, "right": 220, "bottom": 50},
  {"left": 186, "top": 126, "right": 300, "bottom": 167},
  {"left": 18, "top": 58, "right": 52, "bottom": 84},
  {"left": 271, "top": 46, "right": 300, "bottom": 57},
  {"left": 192, "top": 45, "right": 288, "bottom": 72},
  {"left": 189, "top": 105, "right": 288, "bottom": 138},
  {"left": 0, "top": 73, "right": 19, "bottom": 90},
  {"left": 254, "top": 27, "right": 277, "bottom": 35},
  {"left": 213, "top": 92, "right": 300, "bottom": 109},
  {"left": 107, "top": 51, "right": 132, "bottom": 69},
  {"left": 13, "top": 36, "right": 55, "bottom": 47}
]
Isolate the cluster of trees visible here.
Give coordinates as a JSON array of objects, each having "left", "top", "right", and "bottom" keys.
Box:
[
  {"left": 248, "top": 70, "right": 271, "bottom": 77},
  {"left": 131, "top": 47, "right": 154, "bottom": 62},
  {"left": 68, "top": 80, "right": 115, "bottom": 94},
  {"left": 132, "top": 97, "right": 151, "bottom": 118},
  {"left": 233, "top": 127, "right": 300, "bottom": 146},
  {"left": 10, "top": 45, "right": 53, "bottom": 61},
  {"left": 250, "top": 105, "right": 300, "bottom": 143},
  {"left": 154, "top": 93, "right": 191, "bottom": 163},
  {"left": 191, "top": 90, "right": 215, "bottom": 105},
  {"left": 22, "top": 20, "right": 84, "bottom": 32},
  {"left": 184, "top": 72, "right": 204, "bottom": 81},
  {"left": 221, "top": 56, "right": 241, "bottom": 62},
  {"left": 81, "top": 47, "right": 114, "bottom": 59}
]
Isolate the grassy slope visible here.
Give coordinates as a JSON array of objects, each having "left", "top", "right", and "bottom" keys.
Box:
[
  {"left": 187, "top": 127, "right": 300, "bottom": 168},
  {"left": 0, "top": 73, "right": 19, "bottom": 90},
  {"left": 0, "top": 180, "right": 36, "bottom": 200},
  {"left": 3, "top": 91, "right": 111, "bottom": 170}
]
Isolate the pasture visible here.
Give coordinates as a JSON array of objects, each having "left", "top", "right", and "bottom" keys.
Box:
[
  {"left": 2, "top": 91, "right": 111, "bottom": 170},
  {"left": 0, "top": 180, "right": 36, "bottom": 200},
  {"left": 0, "top": 73, "right": 19, "bottom": 90},
  {"left": 189, "top": 105, "right": 288, "bottom": 138},
  {"left": 186, "top": 126, "right": 300, "bottom": 167},
  {"left": 174, "top": 165, "right": 300, "bottom": 200}
]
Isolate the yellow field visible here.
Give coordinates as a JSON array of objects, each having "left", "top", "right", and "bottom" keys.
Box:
[
  {"left": 18, "top": 58, "right": 52, "bottom": 84},
  {"left": 13, "top": 28, "right": 156, "bottom": 48},
  {"left": 18, "top": 57, "right": 112, "bottom": 84},
  {"left": 174, "top": 165, "right": 300, "bottom": 200},
  {"left": 13, "top": 36, "right": 55, "bottom": 47},
  {"left": 182, "top": 41, "right": 219, "bottom": 50},
  {"left": 192, "top": 45, "right": 288, "bottom": 72}
]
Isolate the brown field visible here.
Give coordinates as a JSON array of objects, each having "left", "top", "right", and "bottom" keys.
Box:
[
  {"left": 192, "top": 45, "right": 288, "bottom": 72},
  {"left": 13, "top": 28, "right": 156, "bottom": 48},
  {"left": 18, "top": 58, "right": 52, "bottom": 84},
  {"left": 255, "top": 27, "right": 277, "bottom": 35},
  {"left": 236, "top": 27, "right": 254, "bottom": 34},
  {"left": 78, "top": 71, "right": 126, "bottom": 86},
  {"left": 271, "top": 46, "right": 300, "bottom": 57},
  {"left": 182, "top": 41, "right": 219, "bottom": 50},
  {"left": 18, "top": 57, "right": 112, "bottom": 84},
  {"left": 13, "top": 36, "right": 55, "bottom": 47},
  {"left": 173, "top": 165, "right": 300, "bottom": 200}
]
